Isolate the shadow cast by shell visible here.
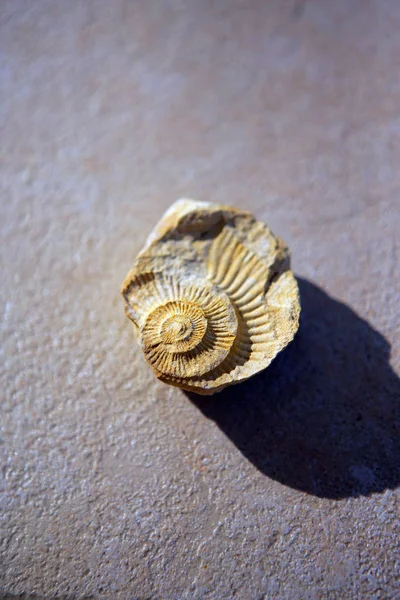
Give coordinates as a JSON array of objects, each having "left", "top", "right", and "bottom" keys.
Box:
[{"left": 186, "top": 278, "right": 400, "bottom": 499}]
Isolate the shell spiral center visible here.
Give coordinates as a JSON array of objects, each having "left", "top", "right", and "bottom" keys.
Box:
[
  {"left": 157, "top": 301, "right": 207, "bottom": 350},
  {"left": 162, "top": 315, "right": 192, "bottom": 342}
]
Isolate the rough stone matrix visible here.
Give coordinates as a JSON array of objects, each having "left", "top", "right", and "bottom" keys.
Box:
[
  {"left": 122, "top": 199, "right": 300, "bottom": 394},
  {"left": 1, "top": 1, "right": 400, "bottom": 599}
]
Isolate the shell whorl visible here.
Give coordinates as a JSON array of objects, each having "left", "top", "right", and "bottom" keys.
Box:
[
  {"left": 121, "top": 200, "right": 300, "bottom": 395},
  {"left": 127, "top": 275, "right": 237, "bottom": 379}
]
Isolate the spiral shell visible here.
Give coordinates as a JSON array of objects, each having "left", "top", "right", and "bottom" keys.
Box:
[{"left": 121, "top": 199, "right": 300, "bottom": 395}]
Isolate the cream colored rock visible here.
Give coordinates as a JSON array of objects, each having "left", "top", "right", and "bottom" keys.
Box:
[{"left": 121, "top": 199, "right": 300, "bottom": 395}]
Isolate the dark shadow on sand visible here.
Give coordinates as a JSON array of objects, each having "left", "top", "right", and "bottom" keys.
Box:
[{"left": 187, "top": 278, "right": 400, "bottom": 499}]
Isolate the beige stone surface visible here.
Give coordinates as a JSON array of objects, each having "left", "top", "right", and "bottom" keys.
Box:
[
  {"left": 122, "top": 199, "right": 300, "bottom": 394},
  {"left": 1, "top": 1, "right": 400, "bottom": 599}
]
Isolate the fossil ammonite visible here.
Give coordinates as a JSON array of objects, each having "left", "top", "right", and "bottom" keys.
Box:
[{"left": 121, "top": 199, "right": 300, "bottom": 395}]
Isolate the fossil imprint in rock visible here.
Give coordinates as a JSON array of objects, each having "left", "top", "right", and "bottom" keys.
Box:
[{"left": 121, "top": 200, "right": 300, "bottom": 395}]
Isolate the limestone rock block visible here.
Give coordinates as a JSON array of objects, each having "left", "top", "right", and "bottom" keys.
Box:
[{"left": 121, "top": 199, "right": 300, "bottom": 394}]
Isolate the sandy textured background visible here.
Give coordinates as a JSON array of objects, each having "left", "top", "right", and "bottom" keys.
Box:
[{"left": 1, "top": 1, "right": 399, "bottom": 599}]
